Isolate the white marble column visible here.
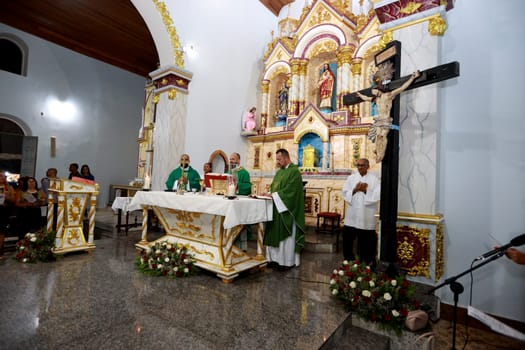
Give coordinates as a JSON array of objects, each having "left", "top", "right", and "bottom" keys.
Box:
[
  {"left": 395, "top": 23, "right": 439, "bottom": 215},
  {"left": 149, "top": 65, "right": 193, "bottom": 191}
]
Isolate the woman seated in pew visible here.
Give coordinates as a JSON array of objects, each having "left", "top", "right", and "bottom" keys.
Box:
[{"left": 15, "top": 176, "right": 46, "bottom": 238}]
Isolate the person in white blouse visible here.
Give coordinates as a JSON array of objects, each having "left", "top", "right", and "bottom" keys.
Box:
[{"left": 341, "top": 158, "right": 380, "bottom": 267}]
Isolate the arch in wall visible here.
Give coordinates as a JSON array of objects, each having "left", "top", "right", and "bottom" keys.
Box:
[
  {"left": 208, "top": 149, "right": 229, "bottom": 173},
  {"left": 294, "top": 24, "right": 346, "bottom": 59},
  {"left": 0, "top": 33, "right": 29, "bottom": 76},
  {"left": 0, "top": 114, "right": 31, "bottom": 136}
]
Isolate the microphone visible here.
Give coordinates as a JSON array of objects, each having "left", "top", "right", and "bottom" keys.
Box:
[{"left": 475, "top": 233, "right": 525, "bottom": 261}]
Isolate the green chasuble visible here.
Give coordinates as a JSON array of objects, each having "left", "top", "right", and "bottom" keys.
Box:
[
  {"left": 230, "top": 167, "right": 252, "bottom": 195},
  {"left": 264, "top": 163, "right": 305, "bottom": 253},
  {"left": 165, "top": 166, "right": 201, "bottom": 191}
]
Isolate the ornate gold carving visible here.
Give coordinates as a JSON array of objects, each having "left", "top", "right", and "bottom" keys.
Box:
[
  {"left": 153, "top": 94, "right": 160, "bottom": 104},
  {"left": 428, "top": 15, "right": 447, "bottom": 36},
  {"left": 70, "top": 184, "right": 84, "bottom": 190},
  {"left": 350, "top": 59, "right": 362, "bottom": 75},
  {"left": 378, "top": 31, "right": 393, "bottom": 50},
  {"left": 397, "top": 226, "right": 431, "bottom": 278},
  {"left": 261, "top": 81, "right": 270, "bottom": 93},
  {"left": 351, "top": 138, "right": 362, "bottom": 167},
  {"left": 69, "top": 197, "right": 82, "bottom": 222},
  {"left": 176, "top": 79, "right": 185, "bottom": 86},
  {"left": 67, "top": 228, "right": 81, "bottom": 246},
  {"left": 268, "top": 66, "right": 289, "bottom": 80},
  {"left": 435, "top": 223, "right": 444, "bottom": 281},
  {"left": 152, "top": 0, "right": 185, "bottom": 68},
  {"left": 168, "top": 88, "right": 177, "bottom": 100},
  {"left": 308, "top": 9, "right": 332, "bottom": 27},
  {"left": 400, "top": 2, "right": 422, "bottom": 15},
  {"left": 161, "top": 78, "right": 168, "bottom": 86},
  {"left": 307, "top": 40, "right": 338, "bottom": 58},
  {"left": 336, "top": 46, "right": 355, "bottom": 65},
  {"left": 187, "top": 244, "right": 215, "bottom": 260}
]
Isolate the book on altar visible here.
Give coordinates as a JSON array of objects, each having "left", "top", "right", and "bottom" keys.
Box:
[
  {"left": 71, "top": 176, "right": 95, "bottom": 185},
  {"left": 204, "top": 173, "right": 232, "bottom": 195}
]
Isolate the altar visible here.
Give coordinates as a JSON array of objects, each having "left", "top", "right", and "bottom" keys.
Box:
[{"left": 128, "top": 191, "right": 273, "bottom": 282}]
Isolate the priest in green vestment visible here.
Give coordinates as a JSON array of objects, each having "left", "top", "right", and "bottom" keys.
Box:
[
  {"left": 264, "top": 148, "right": 305, "bottom": 269},
  {"left": 165, "top": 154, "right": 201, "bottom": 191},
  {"left": 228, "top": 152, "right": 252, "bottom": 196}
]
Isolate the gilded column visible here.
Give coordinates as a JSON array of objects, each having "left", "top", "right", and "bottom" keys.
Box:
[
  {"left": 350, "top": 58, "right": 363, "bottom": 118},
  {"left": 289, "top": 58, "right": 302, "bottom": 116},
  {"left": 336, "top": 45, "right": 355, "bottom": 110},
  {"left": 298, "top": 60, "right": 308, "bottom": 114},
  {"left": 261, "top": 80, "right": 270, "bottom": 130},
  {"left": 149, "top": 65, "right": 193, "bottom": 191}
]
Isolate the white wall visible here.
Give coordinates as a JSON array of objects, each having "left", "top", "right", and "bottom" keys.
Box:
[
  {"left": 439, "top": 0, "right": 525, "bottom": 321},
  {"left": 166, "top": 0, "right": 276, "bottom": 170},
  {"left": 0, "top": 24, "right": 146, "bottom": 206}
]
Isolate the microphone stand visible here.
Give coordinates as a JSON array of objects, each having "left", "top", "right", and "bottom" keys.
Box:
[{"left": 427, "top": 251, "right": 506, "bottom": 350}]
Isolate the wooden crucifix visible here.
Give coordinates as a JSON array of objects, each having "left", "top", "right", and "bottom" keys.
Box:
[{"left": 343, "top": 40, "right": 459, "bottom": 268}]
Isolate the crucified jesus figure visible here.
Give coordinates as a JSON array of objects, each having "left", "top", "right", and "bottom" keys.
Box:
[{"left": 357, "top": 70, "right": 421, "bottom": 163}]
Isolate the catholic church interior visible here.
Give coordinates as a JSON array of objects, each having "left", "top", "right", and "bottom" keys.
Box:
[{"left": 0, "top": 1, "right": 524, "bottom": 349}]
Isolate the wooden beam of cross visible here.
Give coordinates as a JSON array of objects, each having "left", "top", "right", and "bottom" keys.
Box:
[{"left": 342, "top": 40, "right": 459, "bottom": 268}]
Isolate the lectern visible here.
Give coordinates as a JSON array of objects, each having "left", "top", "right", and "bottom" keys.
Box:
[{"left": 47, "top": 178, "right": 99, "bottom": 254}]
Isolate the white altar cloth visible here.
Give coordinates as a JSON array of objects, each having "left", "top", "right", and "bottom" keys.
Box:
[
  {"left": 111, "top": 196, "right": 134, "bottom": 212},
  {"left": 128, "top": 191, "right": 273, "bottom": 229}
]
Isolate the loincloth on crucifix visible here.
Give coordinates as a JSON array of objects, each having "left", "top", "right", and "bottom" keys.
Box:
[{"left": 368, "top": 115, "right": 393, "bottom": 163}]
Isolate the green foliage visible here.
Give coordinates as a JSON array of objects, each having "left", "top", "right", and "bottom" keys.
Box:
[
  {"left": 15, "top": 230, "right": 57, "bottom": 263},
  {"left": 136, "top": 240, "right": 198, "bottom": 278},
  {"left": 329, "top": 259, "right": 421, "bottom": 335}
]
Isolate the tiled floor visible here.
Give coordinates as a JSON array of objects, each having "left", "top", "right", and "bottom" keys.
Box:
[{"left": 0, "top": 207, "right": 523, "bottom": 349}]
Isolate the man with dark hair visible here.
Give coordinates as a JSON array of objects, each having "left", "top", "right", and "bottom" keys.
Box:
[
  {"left": 263, "top": 148, "right": 305, "bottom": 270},
  {"left": 165, "top": 154, "right": 201, "bottom": 192},
  {"left": 68, "top": 163, "right": 80, "bottom": 180},
  {"left": 341, "top": 158, "right": 380, "bottom": 267}
]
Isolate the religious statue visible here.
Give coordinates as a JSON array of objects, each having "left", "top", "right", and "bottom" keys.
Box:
[
  {"left": 357, "top": 64, "right": 421, "bottom": 163},
  {"left": 318, "top": 63, "right": 335, "bottom": 110},
  {"left": 278, "top": 82, "right": 289, "bottom": 115},
  {"left": 243, "top": 107, "right": 257, "bottom": 131}
]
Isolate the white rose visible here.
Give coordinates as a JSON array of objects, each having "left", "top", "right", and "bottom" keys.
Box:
[
  {"left": 173, "top": 267, "right": 179, "bottom": 272},
  {"left": 330, "top": 279, "right": 336, "bottom": 285},
  {"left": 164, "top": 257, "right": 170, "bottom": 263},
  {"left": 184, "top": 267, "right": 189, "bottom": 273},
  {"left": 350, "top": 281, "right": 357, "bottom": 289},
  {"left": 177, "top": 249, "right": 181, "bottom": 254},
  {"left": 183, "top": 258, "right": 189, "bottom": 264},
  {"left": 343, "top": 260, "right": 349, "bottom": 265},
  {"left": 352, "top": 264, "right": 358, "bottom": 268},
  {"left": 392, "top": 310, "right": 400, "bottom": 317},
  {"left": 362, "top": 290, "right": 371, "bottom": 297},
  {"left": 338, "top": 270, "right": 344, "bottom": 276},
  {"left": 162, "top": 242, "right": 167, "bottom": 247},
  {"left": 383, "top": 293, "right": 392, "bottom": 301},
  {"left": 30, "top": 237, "right": 37, "bottom": 242},
  {"left": 369, "top": 281, "right": 375, "bottom": 288},
  {"left": 155, "top": 249, "right": 161, "bottom": 254},
  {"left": 20, "top": 246, "right": 25, "bottom": 250},
  {"left": 391, "top": 280, "right": 397, "bottom": 287},
  {"left": 25, "top": 233, "right": 31, "bottom": 238},
  {"left": 332, "top": 289, "right": 339, "bottom": 295},
  {"left": 23, "top": 258, "right": 27, "bottom": 262},
  {"left": 357, "top": 277, "right": 362, "bottom": 282},
  {"left": 157, "top": 264, "right": 163, "bottom": 269},
  {"left": 333, "top": 269, "right": 338, "bottom": 275},
  {"left": 166, "top": 244, "right": 172, "bottom": 250}
]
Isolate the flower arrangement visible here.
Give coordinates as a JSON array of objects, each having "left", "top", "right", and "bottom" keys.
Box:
[
  {"left": 329, "top": 259, "right": 421, "bottom": 335},
  {"left": 136, "top": 240, "right": 198, "bottom": 277},
  {"left": 15, "top": 230, "right": 57, "bottom": 263}
]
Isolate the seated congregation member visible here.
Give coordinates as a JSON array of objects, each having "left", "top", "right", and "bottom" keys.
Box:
[
  {"left": 165, "top": 154, "right": 201, "bottom": 192},
  {"left": 228, "top": 152, "right": 251, "bottom": 195},
  {"left": 41, "top": 167, "right": 58, "bottom": 202},
  {"left": 0, "top": 172, "right": 17, "bottom": 260},
  {"left": 80, "top": 164, "right": 95, "bottom": 181},
  {"left": 68, "top": 163, "right": 81, "bottom": 179},
  {"left": 15, "top": 176, "right": 46, "bottom": 238},
  {"left": 263, "top": 149, "right": 305, "bottom": 270}
]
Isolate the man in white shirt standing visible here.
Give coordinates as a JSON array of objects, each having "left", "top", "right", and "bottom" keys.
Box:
[{"left": 341, "top": 158, "right": 380, "bottom": 267}]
